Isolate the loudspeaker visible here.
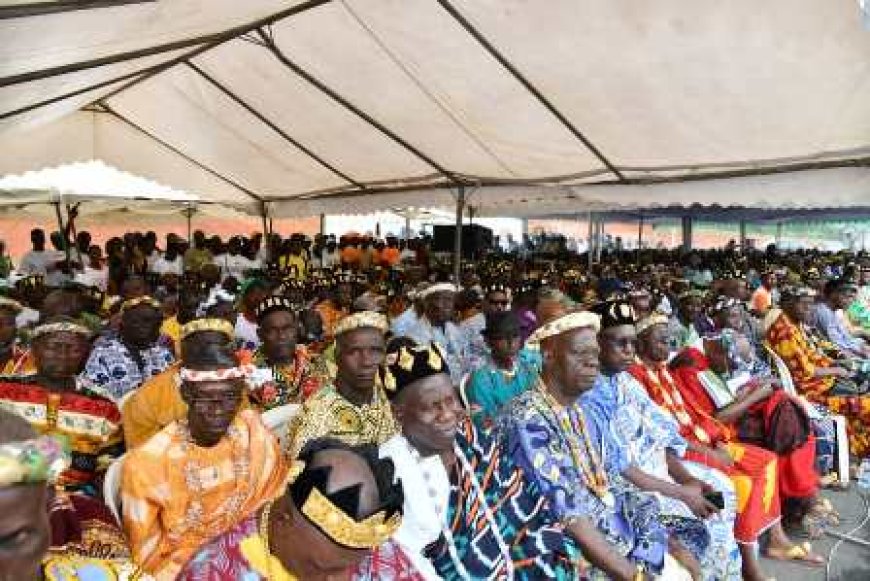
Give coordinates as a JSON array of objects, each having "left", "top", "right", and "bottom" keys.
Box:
[{"left": 432, "top": 225, "right": 493, "bottom": 258}]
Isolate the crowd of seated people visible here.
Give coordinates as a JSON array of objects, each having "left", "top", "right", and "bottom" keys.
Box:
[{"left": 1, "top": 224, "right": 869, "bottom": 580}]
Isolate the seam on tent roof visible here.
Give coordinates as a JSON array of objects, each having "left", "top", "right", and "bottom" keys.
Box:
[
  {"left": 97, "top": 105, "right": 264, "bottom": 205},
  {"left": 0, "top": 0, "right": 336, "bottom": 88},
  {"left": 185, "top": 61, "right": 365, "bottom": 191},
  {"left": 338, "top": 0, "right": 518, "bottom": 178},
  {"left": 435, "top": 0, "right": 625, "bottom": 184},
  {"left": 256, "top": 28, "right": 462, "bottom": 188}
]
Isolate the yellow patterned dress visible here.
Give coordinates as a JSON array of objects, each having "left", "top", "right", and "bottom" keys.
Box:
[{"left": 286, "top": 383, "right": 398, "bottom": 459}]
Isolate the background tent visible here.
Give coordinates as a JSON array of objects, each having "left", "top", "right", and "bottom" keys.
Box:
[{"left": 1, "top": 0, "right": 869, "bottom": 219}]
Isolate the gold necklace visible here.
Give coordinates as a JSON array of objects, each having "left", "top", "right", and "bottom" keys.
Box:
[{"left": 259, "top": 502, "right": 274, "bottom": 581}]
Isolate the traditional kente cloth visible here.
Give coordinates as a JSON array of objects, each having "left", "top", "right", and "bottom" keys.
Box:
[
  {"left": 121, "top": 409, "right": 288, "bottom": 580},
  {"left": 286, "top": 382, "right": 398, "bottom": 459},
  {"left": 497, "top": 383, "right": 669, "bottom": 578},
  {"left": 766, "top": 309, "right": 870, "bottom": 456},
  {"left": 49, "top": 490, "right": 130, "bottom": 560},
  {"left": 249, "top": 344, "right": 326, "bottom": 409},
  {"left": 0, "top": 376, "right": 123, "bottom": 495},
  {"left": 670, "top": 349, "right": 819, "bottom": 502},
  {"left": 121, "top": 352, "right": 254, "bottom": 449},
  {"left": 464, "top": 348, "right": 540, "bottom": 426},
  {"left": 628, "top": 362, "right": 781, "bottom": 543},
  {"left": 314, "top": 299, "right": 348, "bottom": 341},
  {"left": 40, "top": 554, "right": 150, "bottom": 581},
  {"left": 583, "top": 371, "right": 742, "bottom": 581},
  {"left": 423, "top": 420, "right": 582, "bottom": 580},
  {"left": 1, "top": 344, "right": 33, "bottom": 375},
  {"left": 84, "top": 335, "right": 175, "bottom": 400}
]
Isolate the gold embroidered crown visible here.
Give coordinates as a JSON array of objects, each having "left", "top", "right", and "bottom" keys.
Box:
[
  {"left": 180, "top": 317, "right": 235, "bottom": 340},
  {"left": 290, "top": 450, "right": 403, "bottom": 550}
]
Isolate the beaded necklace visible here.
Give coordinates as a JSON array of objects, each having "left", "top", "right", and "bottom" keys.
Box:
[
  {"left": 172, "top": 421, "right": 251, "bottom": 544},
  {"left": 534, "top": 379, "right": 613, "bottom": 507},
  {"left": 639, "top": 362, "right": 716, "bottom": 445}
]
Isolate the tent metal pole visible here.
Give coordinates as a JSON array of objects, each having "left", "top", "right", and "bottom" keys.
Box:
[
  {"left": 681, "top": 216, "right": 692, "bottom": 252},
  {"left": 454, "top": 186, "right": 466, "bottom": 284},
  {"left": 776, "top": 222, "right": 783, "bottom": 246},
  {"left": 587, "top": 211, "right": 594, "bottom": 269},
  {"left": 186, "top": 206, "right": 194, "bottom": 244},
  {"left": 319, "top": 214, "right": 326, "bottom": 236},
  {"left": 636, "top": 211, "right": 643, "bottom": 263},
  {"left": 739, "top": 220, "right": 747, "bottom": 251},
  {"left": 405, "top": 216, "right": 411, "bottom": 241}
]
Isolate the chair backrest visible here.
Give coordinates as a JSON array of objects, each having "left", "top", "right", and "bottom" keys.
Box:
[
  {"left": 103, "top": 454, "right": 125, "bottom": 524},
  {"left": 764, "top": 343, "right": 797, "bottom": 396},
  {"left": 261, "top": 404, "right": 301, "bottom": 448}
]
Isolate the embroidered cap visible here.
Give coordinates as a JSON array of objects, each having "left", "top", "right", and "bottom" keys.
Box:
[
  {"left": 334, "top": 311, "right": 389, "bottom": 337},
  {"left": 180, "top": 317, "right": 235, "bottom": 341},
  {"left": 379, "top": 338, "right": 448, "bottom": 399},
  {"left": 635, "top": 313, "right": 670, "bottom": 336},
  {"left": 526, "top": 310, "right": 601, "bottom": 347}
]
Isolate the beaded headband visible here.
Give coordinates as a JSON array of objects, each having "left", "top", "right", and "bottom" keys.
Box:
[
  {"left": 31, "top": 320, "right": 92, "bottom": 340},
  {"left": 526, "top": 311, "right": 600, "bottom": 347},
  {"left": 180, "top": 318, "right": 235, "bottom": 341},
  {"left": 179, "top": 364, "right": 255, "bottom": 383},
  {"left": 635, "top": 313, "right": 670, "bottom": 336},
  {"left": 254, "top": 296, "right": 297, "bottom": 322},
  {"left": 334, "top": 311, "right": 389, "bottom": 337},
  {"left": 120, "top": 295, "right": 161, "bottom": 313},
  {"left": 0, "top": 436, "right": 69, "bottom": 487}
]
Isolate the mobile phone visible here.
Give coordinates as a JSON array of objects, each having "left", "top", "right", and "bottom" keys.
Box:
[{"left": 703, "top": 490, "right": 725, "bottom": 510}]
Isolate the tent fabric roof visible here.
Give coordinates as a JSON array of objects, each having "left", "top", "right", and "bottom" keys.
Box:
[{"left": 1, "top": 1, "right": 869, "bottom": 217}]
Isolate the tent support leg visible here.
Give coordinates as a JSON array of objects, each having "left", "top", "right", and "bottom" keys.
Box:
[
  {"left": 319, "top": 214, "right": 326, "bottom": 236},
  {"left": 681, "top": 216, "right": 692, "bottom": 252},
  {"left": 776, "top": 222, "right": 783, "bottom": 246},
  {"left": 405, "top": 216, "right": 411, "bottom": 241},
  {"left": 637, "top": 211, "right": 643, "bottom": 263},
  {"left": 739, "top": 220, "right": 747, "bottom": 251},
  {"left": 454, "top": 186, "right": 466, "bottom": 284},
  {"left": 587, "top": 212, "right": 594, "bottom": 268},
  {"left": 186, "top": 206, "right": 194, "bottom": 244}
]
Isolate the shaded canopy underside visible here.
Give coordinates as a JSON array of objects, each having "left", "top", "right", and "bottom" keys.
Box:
[{"left": 1, "top": 0, "right": 869, "bottom": 219}]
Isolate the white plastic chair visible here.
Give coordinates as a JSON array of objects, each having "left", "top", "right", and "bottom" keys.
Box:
[
  {"left": 103, "top": 454, "right": 125, "bottom": 524},
  {"left": 261, "top": 404, "right": 301, "bottom": 449}
]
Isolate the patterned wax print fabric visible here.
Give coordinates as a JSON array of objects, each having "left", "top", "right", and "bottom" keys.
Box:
[
  {"left": 766, "top": 309, "right": 870, "bottom": 457},
  {"left": 84, "top": 335, "right": 175, "bottom": 400},
  {"left": 628, "top": 362, "right": 782, "bottom": 544},
  {"left": 583, "top": 372, "right": 742, "bottom": 581},
  {"left": 249, "top": 344, "right": 326, "bottom": 409},
  {"left": 428, "top": 419, "right": 584, "bottom": 581},
  {"left": 0, "top": 376, "right": 123, "bottom": 495},
  {"left": 121, "top": 409, "right": 288, "bottom": 580},
  {"left": 464, "top": 348, "right": 540, "bottom": 426},
  {"left": 404, "top": 317, "right": 473, "bottom": 386},
  {"left": 285, "top": 382, "right": 398, "bottom": 459},
  {"left": 497, "top": 384, "right": 669, "bottom": 579}
]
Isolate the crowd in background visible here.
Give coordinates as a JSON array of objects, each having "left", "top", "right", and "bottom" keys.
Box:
[{"left": 2, "top": 218, "right": 870, "bottom": 580}]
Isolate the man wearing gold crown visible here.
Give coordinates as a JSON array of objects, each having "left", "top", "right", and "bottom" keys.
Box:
[
  {"left": 287, "top": 311, "right": 397, "bottom": 458},
  {"left": 177, "top": 440, "right": 405, "bottom": 581},
  {"left": 121, "top": 336, "right": 287, "bottom": 580}
]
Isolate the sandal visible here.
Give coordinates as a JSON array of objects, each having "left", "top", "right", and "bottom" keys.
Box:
[
  {"left": 811, "top": 498, "right": 841, "bottom": 526},
  {"left": 765, "top": 542, "right": 825, "bottom": 566}
]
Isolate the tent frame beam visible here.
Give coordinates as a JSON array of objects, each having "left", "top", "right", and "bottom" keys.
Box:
[
  {"left": 97, "top": 105, "right": 265, "bottom": 203},
  {"left": 436, "top": 0, "right": 625, "bottom": 183},
  {"left": 0, "top": 0, "right": 335, "bottom": 88},
  {"left": 257, "top": 28, "right": 461, "bottom": 186},
  {"left": 185, "top": 61, "right": 366, "bottom": 190},
  {"left": 0, "top": 0, "right": 155, "bottom": 20}
]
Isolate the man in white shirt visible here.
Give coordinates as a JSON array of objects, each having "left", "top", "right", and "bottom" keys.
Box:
[
  {"left": 19, "top": 229, "right": 66, "bottom": 285},
  {"left": 321, "top": 240, "right": 340, "bottom": 270},
  {"left": 74, "top": 245, "right": 108, "bottom": 291},
  {"left": 152, "top": 239, "right": 184, "bottom": 277}
]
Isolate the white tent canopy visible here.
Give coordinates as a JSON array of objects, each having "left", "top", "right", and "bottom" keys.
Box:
[{"left": 1, "top": 1, "right": 869, "bottom": 218}]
